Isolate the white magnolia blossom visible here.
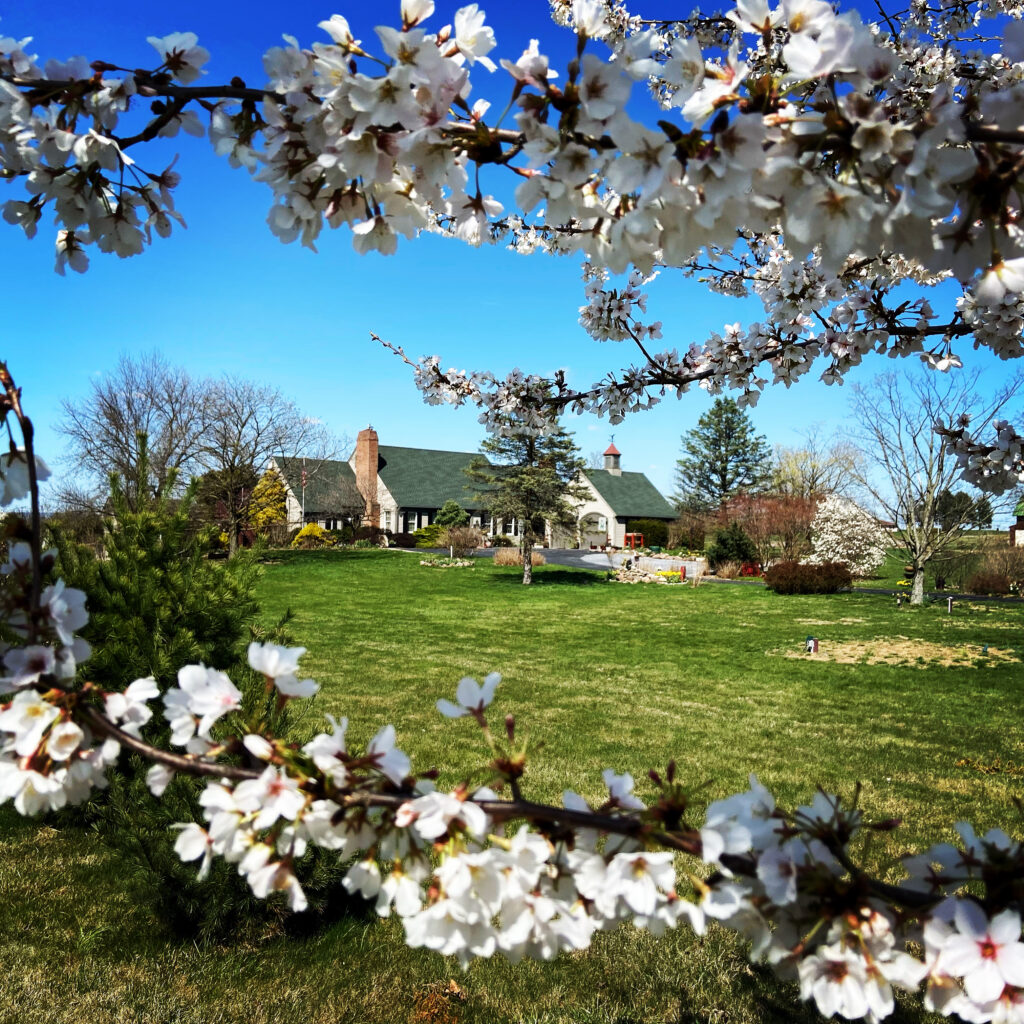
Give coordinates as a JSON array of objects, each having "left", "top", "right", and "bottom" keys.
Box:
[{"left": 807, "top": 495, "right": 888, "bottom": 577}]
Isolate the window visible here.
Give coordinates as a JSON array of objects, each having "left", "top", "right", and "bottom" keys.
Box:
[{"left": 384, "top": 510, "right": 391, "bottom": 530}]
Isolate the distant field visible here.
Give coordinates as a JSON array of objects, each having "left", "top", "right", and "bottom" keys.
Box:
[{"left": 3, "top": 549, "right": 1023, "bottom": 1024}]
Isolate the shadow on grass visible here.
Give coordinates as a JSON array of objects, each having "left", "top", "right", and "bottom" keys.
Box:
[{"left": 484, "top": 568, "right": 608, "bottom": 588}]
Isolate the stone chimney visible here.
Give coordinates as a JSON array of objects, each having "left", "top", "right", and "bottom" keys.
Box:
[
  {"left": 603, "top": 442, "right": 621, "bottom": 476},
  {"left": 354, "top": 426, "right": 380, "bottom": 526}
]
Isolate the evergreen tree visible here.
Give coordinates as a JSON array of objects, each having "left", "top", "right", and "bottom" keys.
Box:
[
  {"left": 434, "top": 499, "right": 469, "bottom": 528},
  {"left": 52, "top": 455, "right": 357, "bottom": 942},
  {"left": 672, "top": 397, "right": 772, "bottom": 512},
  {"left": 933, "top": 489, "right": 993, "bottom": 530},
  {"left": 250, "top": 467, "right": 289, "bottom": 532},
  {"left": 467, "top": 429, "right": 588, "bottom": 585}
]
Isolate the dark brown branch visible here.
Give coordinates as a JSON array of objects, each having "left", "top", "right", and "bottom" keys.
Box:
[
  {"left": 81, "top": 702, "right": 700, "bottom": 848},
  {"left": 967, "top": 125, "right": 1024, "bottom": 146},
  {"left": 112, "top": 97, "right": 190, "bottom": 149},
  {"left": 81, "top": 704, "right": 263, "bottom": 781}
]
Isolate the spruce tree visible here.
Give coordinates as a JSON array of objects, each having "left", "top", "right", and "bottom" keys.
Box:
[
  {"left": 672, "top": 397, "right": 772, "bottom": 512},
  {"left": 467, "top": 429, "right": 588, "bottom": 584},
  {"left": 52, "top": 452, "right": 356, "bottom": 941}
]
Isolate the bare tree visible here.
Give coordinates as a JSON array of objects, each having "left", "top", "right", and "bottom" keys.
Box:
[
  {"left": 771, "top": 428, "right": 862, "bottom": 499},
  {"left": 57, "top": 352, "right": 210, "bottom": 511},
  {"left": 198, "top": 378, "right": 336, "bottom": 555},
  {"left": 849, "top": 370, "right": 1022, "bottom": 604},
  {"left": 292, "top": 455, "right": 363, "bottom": 527},
  {"left": 722, "top": 493, "right": 818, "bottom": 567}
]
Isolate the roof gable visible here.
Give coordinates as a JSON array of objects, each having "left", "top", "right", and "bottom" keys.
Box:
[
  {"left": 274, "top": 457, "right": 360, "bottom": 517},
  {"left": 584, "top": 469, "right": 675, "bottom": 519}
]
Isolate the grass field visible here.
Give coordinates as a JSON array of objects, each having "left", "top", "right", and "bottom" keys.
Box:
[{"left": 2, "top": 549, "right": 1023, "bottom": 1024}]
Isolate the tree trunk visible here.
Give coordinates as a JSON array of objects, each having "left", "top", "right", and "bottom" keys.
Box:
[
  {"left": 911, "top": 565, "right": 925, "bottom": 605},
  {"left": 521, "top": 531, "right": 533, "bottom": 585}
]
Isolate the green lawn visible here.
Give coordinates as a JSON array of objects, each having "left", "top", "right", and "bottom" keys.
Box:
[{"left": 3, "top": 549, "right": 1023, "bottom": 1024}]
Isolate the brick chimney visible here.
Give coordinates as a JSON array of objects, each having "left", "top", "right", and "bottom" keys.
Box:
[
  {"left": 603, "top": 442, "right": 621, "bottom": 476},
  {"left": 354, "top": 426, "right": 380, "bottom": 526}
]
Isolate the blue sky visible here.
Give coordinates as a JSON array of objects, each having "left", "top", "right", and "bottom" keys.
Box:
[{"left": 2, "top": 0, "right": 1019, "bottom": 512}]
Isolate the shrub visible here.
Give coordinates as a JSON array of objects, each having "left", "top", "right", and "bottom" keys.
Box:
[
  {"left": 493, "top": 547, "right": 546, "bottom": 567},
  {"left": 249, "top": 468, "right": 288, "bottom": 532},
  {"left": 434, "top": 500, "right": 469, "bottom": 528},
  {"left": 353, "top": 525, "right": 385, "bottom": 544},
  {"left": 264, "top": 522, "right": 292, "bottom": 547},
  {"left": 625, "top": 518, "right": 669, "bottom": 547},
  {"left": 441, "top": 525, "right": 483, "bottom": 557},
  {"left": 706, "top": 521, "right": 757, "bottom": 567},
  {"left": 976, "top": 542, "right": 1024, "bottom": 590},
  {"left": 413, "top": 523, "right": 444, "bottom": 548},
  {"left": 714, "top": 560, "right": 743, "bottom": 579},
  {"left": 390, "top": 531, "right": 417, "bottom": 548},
  {"left": 764, "top": 560, "right": 852, "bottom": 594},
  {"left": 490, "top": 534, "right": 514, "bottom": 547},
  {"left": 966, "top": 571, "right": 1012, "bottom": 595},
  {"left": 53, "top": 480, "right": 367, "bottom": 942},
  {"left": 670, "top": 512, "right": 711, "bottom": 551},
  {"left": 291, "top": 522, "right": 335, "bottom": 549}
]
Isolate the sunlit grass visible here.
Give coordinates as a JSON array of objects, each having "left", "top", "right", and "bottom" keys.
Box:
[{"left": 3, "top": 548, "right": 1022, "bottom": 1023}]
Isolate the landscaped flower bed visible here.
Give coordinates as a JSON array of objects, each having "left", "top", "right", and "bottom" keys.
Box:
[{"left": 419, "top": 557, "right": 474, "bottom": 569}]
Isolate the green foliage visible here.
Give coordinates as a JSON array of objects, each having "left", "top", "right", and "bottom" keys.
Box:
[
  {"left": 934, "top": 489, "right": 993, "bottom": 530},
  {"left": 8, "top": 550, "right": 1024, "bottom": 1020},
  {"left": 56, "top": 481, "right": 261, "bottom": 689},
  {"left": 706, "top": 521, "right": 757, "bottom": 567},
  {"left": 54, "top": 475, "right": 358, "bottom": 943},
  {"left": 673, "top": 398, "right": 772, "bottom": 512},
  {"left": 434, "top": 500, "right": 469, "bottom": 528},
  {"left": 625, "top": 518, "right": 669, "bottom": 548},
  {"left": 250, "top": 467, "right": 288, "bottom": 531},
  {"left": 764, "top": 560, "right": 853, "bottom": 594},
  {"left": 291, "top": 522, "right": 335, "bottom": 549},
  {"left": 413, "top": 523, "right": 444, "bottom": 547},
  {"left": 490, "top": 533, "right": 514, "bottom": 547},
  {"left": 467, "top": 427, "right": 588, "bottom": 583}
]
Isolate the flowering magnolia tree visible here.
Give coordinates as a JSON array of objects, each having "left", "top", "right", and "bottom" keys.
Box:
[
  {"left": 808, "top": 495, "right": 888, "bottom": 579},
  {"left": 4, "top": 0, "right": 1024, "bottom": 1020}
]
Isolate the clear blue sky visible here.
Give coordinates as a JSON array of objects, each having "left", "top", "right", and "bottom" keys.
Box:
[{"left": 2, "top": 0, "right": 1018, "bottom": 512}]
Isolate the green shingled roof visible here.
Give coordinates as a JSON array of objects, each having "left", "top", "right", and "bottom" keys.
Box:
[
  {"left": 377, "top": 446, "right": 491, "bottom": 510},
  {"left": 584, "top": 469, "right": 676, "bottom": 519},
  {"left": 274, "top": 457, "right": 360, "bottom": 518},
  {"left": 1016, "top": 496, "right": 1024, "bottom": 518}
]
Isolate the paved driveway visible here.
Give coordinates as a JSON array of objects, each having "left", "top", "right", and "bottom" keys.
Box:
[{"left": 465, "top": 547, "right": 616, "bottom": 571}]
